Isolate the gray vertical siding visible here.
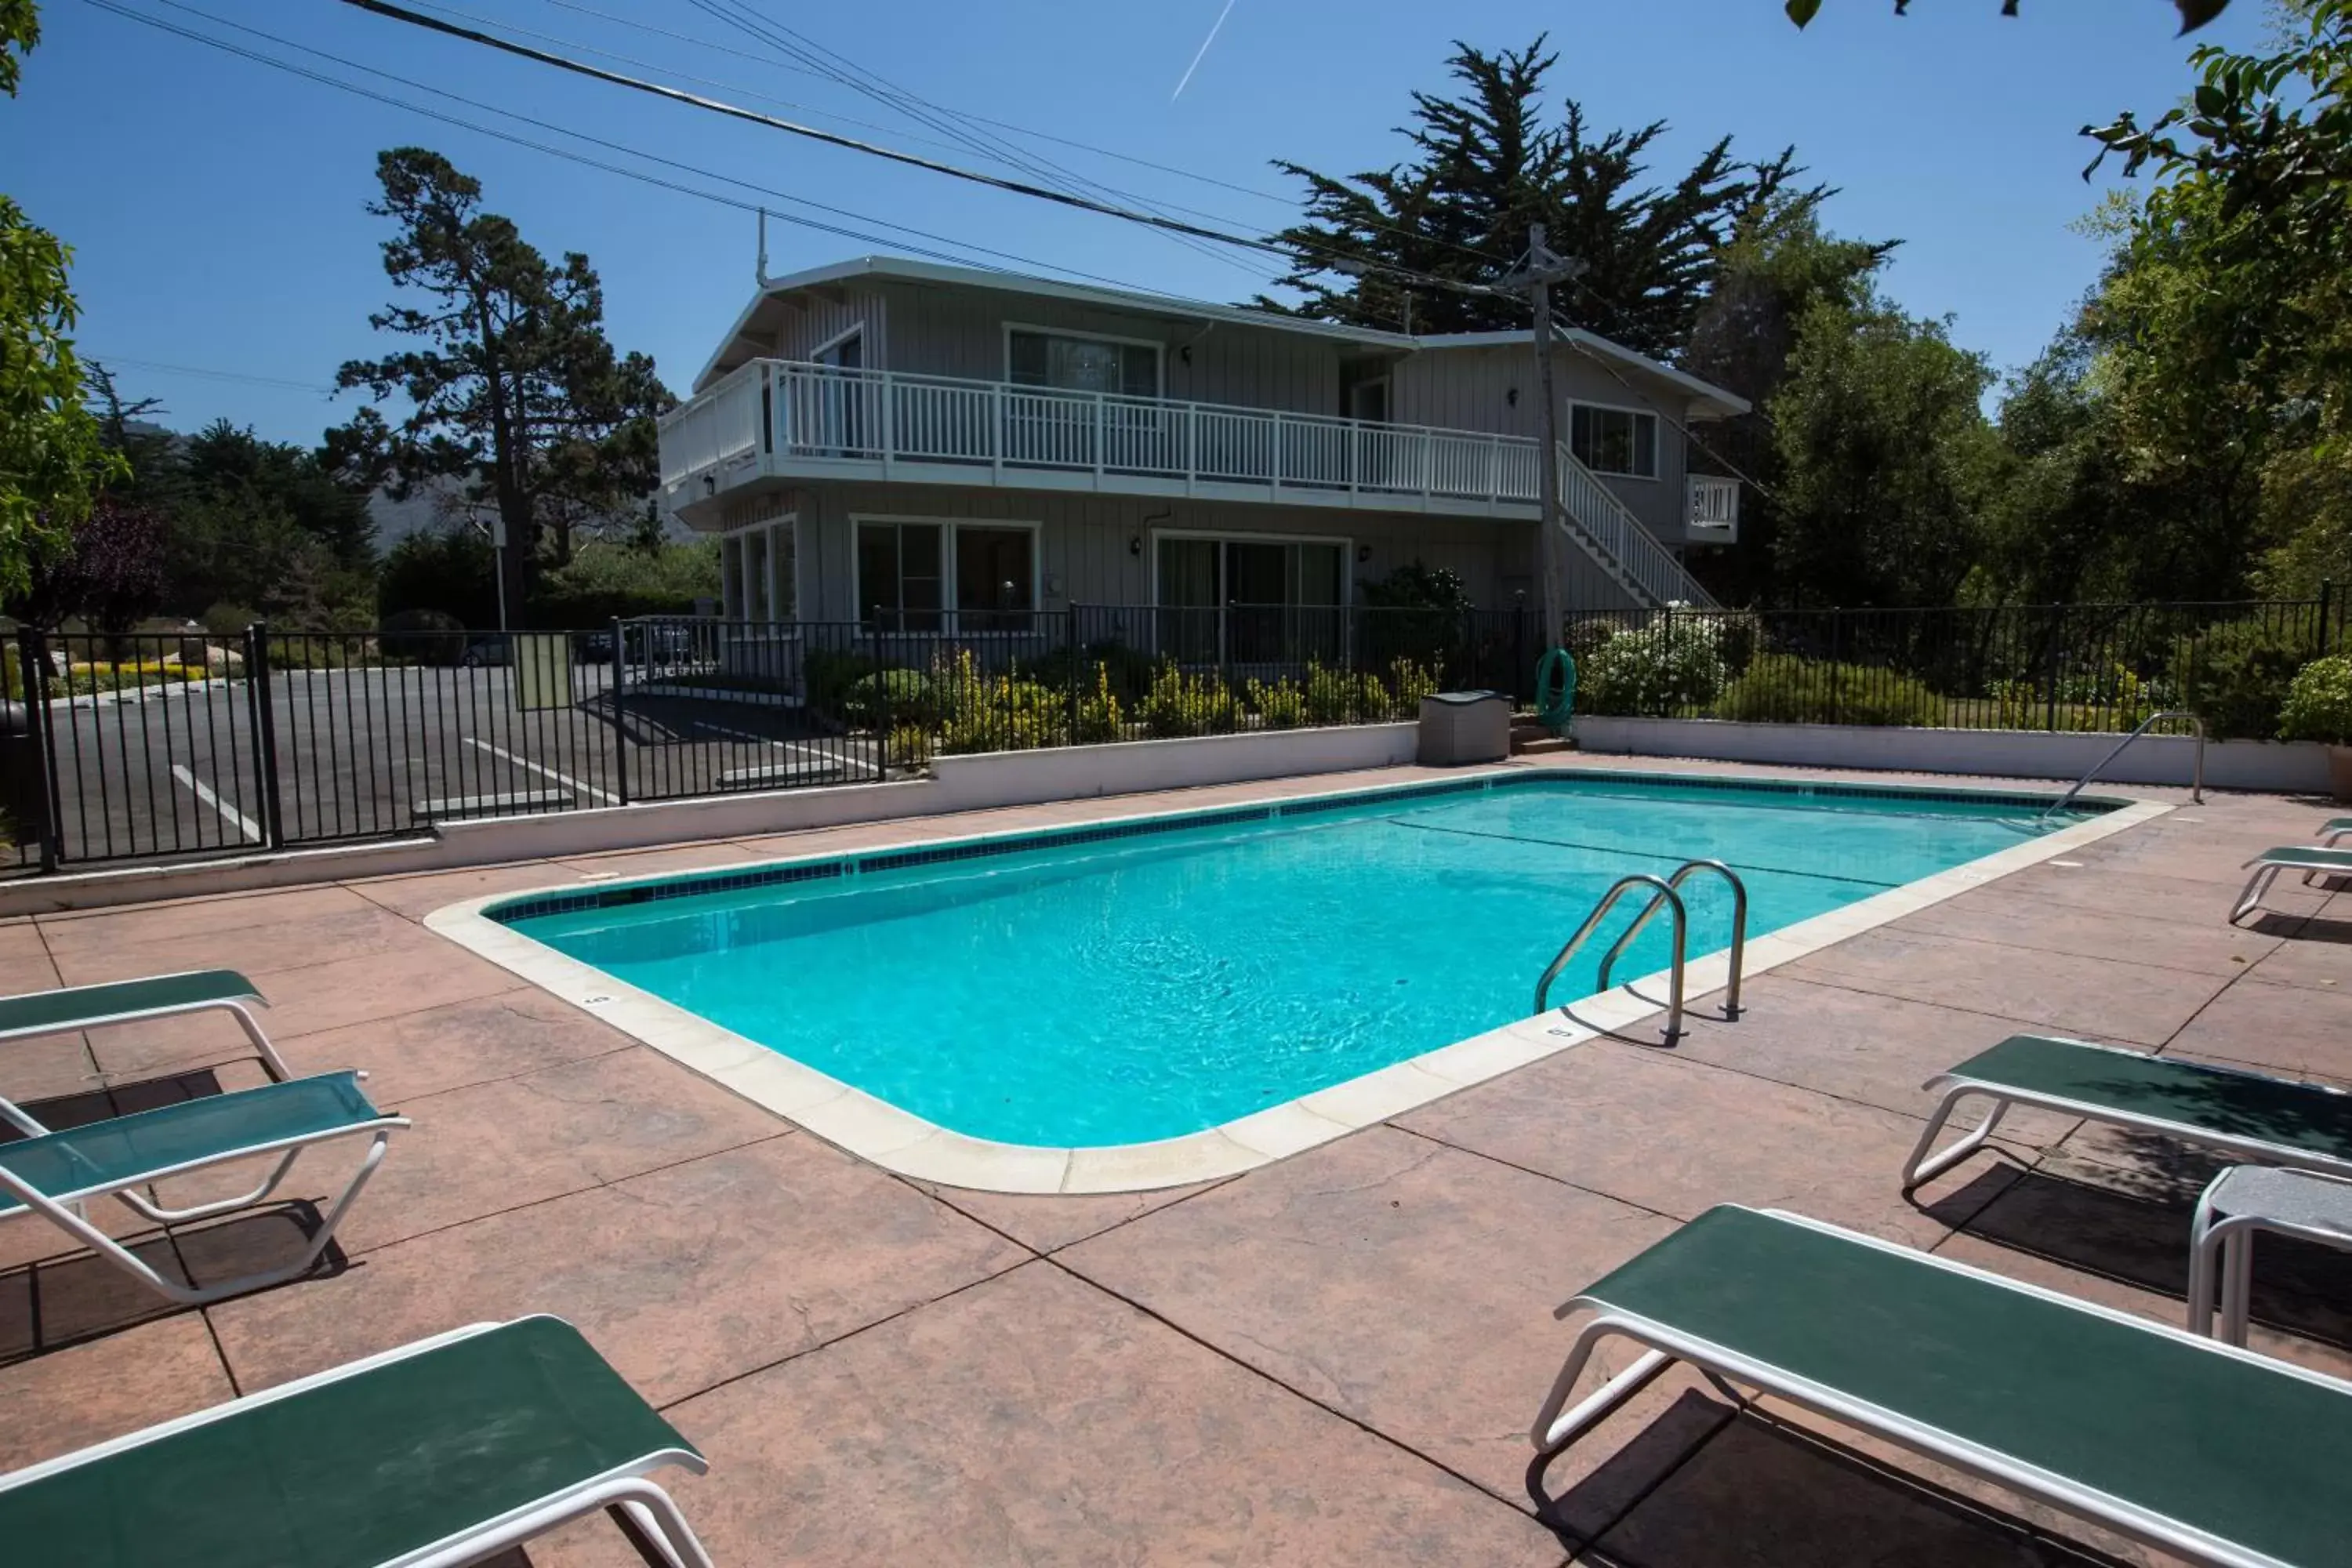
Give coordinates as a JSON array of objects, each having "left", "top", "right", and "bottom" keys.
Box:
[
  {"left": 760, "top": 285, "right": 888, "bottom": 364},
  {"left": 1392, "top": 343, "right": 1695, "bottom": 543},
  {"left": 780, "top": 483, "right": 1581, "bottom": 620}
]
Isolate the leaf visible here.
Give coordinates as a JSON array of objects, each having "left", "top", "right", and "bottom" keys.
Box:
[
  {"left": 1784, "top": 0, "right": 1822, "bottom": 26},
  {"left": 2175, "top": 0, "right": 2230, "bottom": 32},
  {"left": 2194, "top": 82, "right": 2227, "bottom": 117}
]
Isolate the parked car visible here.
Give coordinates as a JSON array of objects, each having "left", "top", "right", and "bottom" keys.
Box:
[{"left": 459, "top": 637, "right": 509, "bottom": 668}]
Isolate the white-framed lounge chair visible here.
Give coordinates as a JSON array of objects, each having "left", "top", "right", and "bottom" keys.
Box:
[
  {"left": 0, "top": 968, "right": 292, "bottom": 1085},
  {"left": 0, "top": 1315, "right": 713, "bottom": 1567},
  {"left": 2320, "top": 816, "right": 2352, "bottom": 850},
  {"left": 1533, "top": 1205, "right": 2352, "bottom": 1568},
  {"left": 2231, "top": 845, "right": 2352, "bottom": 924},
  {"left": 1900, "top": 1034, "right": 2352, "bottom": 1192},
  {"left": 0, "top": 1070, "right": 405, "bottom": 1305}
]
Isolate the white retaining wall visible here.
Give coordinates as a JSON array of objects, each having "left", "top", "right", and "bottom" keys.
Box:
[
  {"left": 1571, "top": 716, "right": 2334, "bottom": 795},
  {"left": 2, "top": 723, "right": 1421, "bottom": 915}
]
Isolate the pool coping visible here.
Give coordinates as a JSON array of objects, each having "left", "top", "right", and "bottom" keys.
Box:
[{"left": 422, "top": 765, "right": 2172, "bottom": 1195}]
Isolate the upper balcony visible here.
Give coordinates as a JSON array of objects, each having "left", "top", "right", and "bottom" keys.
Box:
[{"left": 659, "top": 359, "right": 1568, "bottom": 527}]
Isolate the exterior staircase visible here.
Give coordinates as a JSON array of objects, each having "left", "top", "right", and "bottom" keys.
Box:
[{"left": 1553, "top": 444, "right": 1719, "bottom": 611}]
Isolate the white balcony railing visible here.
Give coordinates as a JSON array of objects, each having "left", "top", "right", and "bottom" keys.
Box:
[
  {"left": 1688, "top": 475, "right": 1740, "bottom": 535},
  {"left": 661, "top": 360, "right": 1548, "bottom": 508},
  {"left": 659, "top": 360, "right": 1716, "bottom": 608}
]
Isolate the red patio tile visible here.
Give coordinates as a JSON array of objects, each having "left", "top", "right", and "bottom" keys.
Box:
[
  {"left": 628, "top": 1261, "right": 1569, "bottom": 1567},
  {"left": 271, "top": 985, "right": 640, "bottom": 1107},
  {"left": 0, "top": 1312, "right": 231, "bottom": 1470},
  {"left": 1059, "top": 1124, "right": 1701, "bottom": 1529},
  {"left": 204, "top": 1136, "right": 1027, "bottom": 1406},
  {"left": 2165, "top": 976, "right": 2352, "bottom": 1081}
]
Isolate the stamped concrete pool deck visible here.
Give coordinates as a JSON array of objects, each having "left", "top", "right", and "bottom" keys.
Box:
[{"left": 4, "top": 753, "right": 2350, "bottom": 1566}]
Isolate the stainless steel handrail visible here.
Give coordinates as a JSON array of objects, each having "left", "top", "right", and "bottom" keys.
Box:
[
  {"left": 1596, "top": 860, "right": 1749, "bottom": 1021},
  {"left": 1534, "top": 873, "right": 1689, "bottom": 1043},
  {"left": 2039, "top": 708, "right": 2205, "bottom": 821}
]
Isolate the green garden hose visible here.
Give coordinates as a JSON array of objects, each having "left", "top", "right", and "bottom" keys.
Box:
[{"left": 1534, "top": 647, "right": 1578, "bottom": 736}]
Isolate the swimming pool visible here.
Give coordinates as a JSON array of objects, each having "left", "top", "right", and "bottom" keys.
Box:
[{"left": 448, "top": 769, "right": 2150, "bottom": 1184}]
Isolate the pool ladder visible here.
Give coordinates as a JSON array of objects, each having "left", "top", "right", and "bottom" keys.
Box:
[
  {"left": 2038, "top": 709, "right": 2205, "bottom": 822},
  {"left": 1533, "top": 860, "right": 1749, "bottom": 1044}
]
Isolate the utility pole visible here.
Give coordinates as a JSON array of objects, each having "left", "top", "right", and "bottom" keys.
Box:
[{"left": 1510, "top": 223, "right": 1587, "bottom": 648}]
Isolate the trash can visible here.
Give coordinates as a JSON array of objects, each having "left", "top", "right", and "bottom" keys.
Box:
[{"left": 1417, "top": 690, "right": 1510, "bottom": 765}]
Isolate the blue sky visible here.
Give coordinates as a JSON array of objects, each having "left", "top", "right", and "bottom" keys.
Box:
[{"left": 12, "top": 0, "right": 2266, "bottom": 446}]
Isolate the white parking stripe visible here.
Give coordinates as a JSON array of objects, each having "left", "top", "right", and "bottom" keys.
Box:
[
  {"left": 169, "top": 764, "right": 262, "bottom": 843},
  {"left": 460, "top": 736, "right": 621, "bottom": 806}
]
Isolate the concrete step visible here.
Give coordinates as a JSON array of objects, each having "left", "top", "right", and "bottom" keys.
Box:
[{"left": 1513, "top": 735, "right": 1576, "bottom": 757}]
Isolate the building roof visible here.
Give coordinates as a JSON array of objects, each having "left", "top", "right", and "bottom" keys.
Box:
[{"left": 695, "top": 255, "right": 1749, "bottom": 418}]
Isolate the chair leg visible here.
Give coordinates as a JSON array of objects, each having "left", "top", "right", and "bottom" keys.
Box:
[
  {"left": 2231, "top": 865, "right": 2283, "bottom": 926},
  {"left": 2187, "top": 1187, "right": 2223, "bottom": 1338},
  {"left": 115, "top": 1149, "right": 302, "bottom": 1225},
  {"left": 221, "top": 1003, "right": 295, "bottom": 1082},
  {"left": 170, "top": 1132, "right": 392, "bottom": 1305},
  {"left": 603, "top": 1484, "right": 716, "bottom": 1568},
  {"left": 2222, "top": 1229, "right": 2256, "bottom": 1348},
  {"left": 1532, "top": 1316, "right": 1674, "bottom": 1453},
  {"left": 1900, "top": 1090, "right": 2006, "bottom": 1192}
]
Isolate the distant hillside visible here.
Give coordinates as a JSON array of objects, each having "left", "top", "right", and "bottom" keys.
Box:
[{"left": 367, "top": 476, "right": 694, "bottom": 550}]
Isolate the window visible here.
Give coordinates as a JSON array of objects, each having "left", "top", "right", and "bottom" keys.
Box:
[
  {"left": 721, "top": 517, "right": 797, "bottom": 623},
  {"left": 1154, "top": 535, "right": 1345, "bottom": 664},
  {"left": 1569, "top": 404, "right": 1659, "bottom": 479},
  {"left": 855, "top": 519, "right": 1036, "bottom": 632},
  {"left": 1007, "top": 328, "right": 1159, "bottom": 397}
]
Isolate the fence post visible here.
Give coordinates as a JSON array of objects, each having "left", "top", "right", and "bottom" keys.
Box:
[
  {"left": 2318, "top": 580, "right": 2335, "bottom": 658},
  {"left": 2045, "top": 608, "right": 2063, "bottom": 734},
  {"left": 14, "top": 628, "right": 60, "bottom": 873},
  {"left": 245, "top": 622, "right": 285, "bottom": 850},
  {"left": 608, "top": 616, "right": 630, "bottom": 806},
  {"left": 1065, "top": 604, "right": 1082, "bottom": 743},
  {"left": 1828, "top": 609, "right": 1843, "bottom": 727}
]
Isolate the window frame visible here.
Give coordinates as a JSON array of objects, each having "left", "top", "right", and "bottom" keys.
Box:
[
  {"left": 1566, "top": 400, "right": 1661, "bottom": 481},
  {"left": 1001, "top": 321, "right": 1166, "bottom": 400},
  {"left": 849, "top": 513, "right": 1044, "bottom": 634},
  {"left": 808, "top": 322, "right": 866, "bottom": 368},
  {"left": 721, "top": 511, "right": 797, "bottom": 622},
  {"left": 1147, "top": 528, "right": 1354, "bottom": 608}
]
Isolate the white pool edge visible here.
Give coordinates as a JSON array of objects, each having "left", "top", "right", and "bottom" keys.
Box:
[{"left": 423, "top": 769, "right": 2172, "bottom": 1196}]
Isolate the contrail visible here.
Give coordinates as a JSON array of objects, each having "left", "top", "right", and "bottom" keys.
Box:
[{"left": 1171, "top": 0, "right": 1239, "bottom": 102}]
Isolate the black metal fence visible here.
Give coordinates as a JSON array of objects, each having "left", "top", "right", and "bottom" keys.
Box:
[
  {"left": 7, "top": 593, "right": 2346, "bottom": 873},
  {"left": 2, "top": 606, "right": 1539, "bottom": 872},
  {"left": 1563, "top": 594, "right": 2350, "bottom": 735}
]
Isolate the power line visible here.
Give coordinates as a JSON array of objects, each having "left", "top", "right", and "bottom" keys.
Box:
[
  {"left": 526, "top": 0, "right": 1301, "bottom": 210},
  {"left": 78, "top": 0, "right": 1204, "bottom": 297},
  {"left": 82, "top": 353, "right": 337, "bottom": 392},
  {"left": 340, "top": 0, "right": 1504, "bottom": 306}
]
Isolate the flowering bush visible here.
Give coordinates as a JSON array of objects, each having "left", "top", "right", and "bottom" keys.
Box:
[
  {"left": 1575, "top": 617, "right": 1727, "bottom": 717},
  {"left": 1139, "top": 666, "right": 1237, "bottom": 737}
]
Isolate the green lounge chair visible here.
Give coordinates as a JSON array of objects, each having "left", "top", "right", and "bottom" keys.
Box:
[
  {"left": 0, "top": 1315, "right": 713, "bottom": 1567},
  {"left": 1901, "top": 1033, "right": 2352, "bottom": 1192},
  {"left": 2231, "top": 845, "right": 2352, "bottom": 925},
  {"left": 2321, "top": 817, "right": 2352, "bottom": 850},
  {"left": 0, "top": 970, "right": 292, "bottom": 1104},
  {"left": 1533, "top": 1205, "right": 2352, "bottom": 1567},
  {"left": 0, "top": 1070, "right": 405, "bottom": 1305}
]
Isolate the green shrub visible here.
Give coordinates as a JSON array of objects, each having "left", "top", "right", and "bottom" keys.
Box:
[
  {"left": 883, "top": 723, "right": 935, "bottom": 768},
  {"left": 1026, "top": 640, "right": 1160, "bottom": 704},
  {"left": 1381, "top": 656, "right": 1441, "bottom": 718},
  {"left": 1246, "top": 676, "right": 1309, "bottom": 729},
  {"left": 1301, "top": 661, "right": 1383, "bottom": 725},
  {"left": 379, "top": 607, "right": 466, "bottom": 666},
  {"left": 804, "top": 649, "right": 880, "bottom": 724},
  {"left": 841, "top": 667, "right": 932, "bottom": 729},
  {"left": 1139, "top": 666, "right": 1237, "bottom": 738},
  {"left": 2280, "top": 655, "right": 2352, "bottom": 745},
  {"left": 1577, "top": 618, "right": 1727, "bottom": 717},
  {"left": 2175, "top": 619, "right": 2309, "bottom": 740},
  {"left": 932, "top": 649, "right": 1065, "bottom": 753},
  {"left": 528, "top": 539, "right": 719, "bottom": 626},
  {"left": 201, "top": 601, "right": 259, "bottom": 638},
  {"left": 1073, "top": 664, "right": 1126, "bottom": 744},
  {"left": 1716, "top": 655, "right": 1946, "bottom": 728}
]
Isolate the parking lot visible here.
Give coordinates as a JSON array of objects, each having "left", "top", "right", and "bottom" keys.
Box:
[{"left": 16, "top": 661, "right": 880, "bottom": 868}]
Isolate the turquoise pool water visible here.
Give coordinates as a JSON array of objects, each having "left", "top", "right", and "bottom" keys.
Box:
[{"left": 498, "top": 775, "right": 2078, "bottom": 1148}]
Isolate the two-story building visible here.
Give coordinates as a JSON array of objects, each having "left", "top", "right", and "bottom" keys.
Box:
[{"left": 656, "top": 256, "right": 1747, "bottom": 646}]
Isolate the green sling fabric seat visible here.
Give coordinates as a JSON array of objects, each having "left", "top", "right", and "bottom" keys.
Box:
[
  {"left": 0, "top": 1071, "right": 407, "bottom": 1305},
  {"left": 2233, "top": 845, "right": 2352, "bottom": 924},
  {"left": 0, "top": 969, "right": 292, "bottom": 1085},
  {"left": 1900, "top": 1035, "right": 2352, "bottom": 1192},
  {"left": 0, "top": 1072, "right": 386, "bottom": 1212},
  {"left": 1533, "top": 1206, "right": 2352, "bottom": 1567},
  {"left": 0, "top": 1316, "right": 712, "bottom": 1568}
]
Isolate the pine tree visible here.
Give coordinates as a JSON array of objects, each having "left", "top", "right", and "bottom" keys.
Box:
[{"left": 1258, "top": 38, "right": 1814, "bottom": 357}]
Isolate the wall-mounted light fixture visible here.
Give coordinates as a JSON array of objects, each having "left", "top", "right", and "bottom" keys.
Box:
[
  {"left": 1129, "top": 535, "right": 1143, "bottom": 557},
  {"left": 1356, "top": 545, "right": 1373, "bottom": 564},
  {"left": 1505, "top": 387, "right": 1519, "bottom": 407}
]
